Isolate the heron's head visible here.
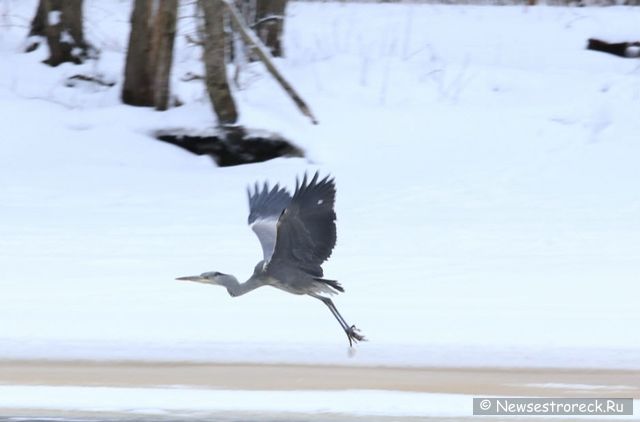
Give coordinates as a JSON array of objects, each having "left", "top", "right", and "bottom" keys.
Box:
[{"left": 176, "top": 271, "right": 226, "bottom": 285}]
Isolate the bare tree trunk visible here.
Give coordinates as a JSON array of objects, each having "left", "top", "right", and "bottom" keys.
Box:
[
  {"left": 255, "top": 0, "right": 286, "bottom": 57},
  {"left": 199, "top": 0, "right": 238, "bottom": 125},
  {"left": 122, "top": 0, "right": 178, "bottom": 110},
  {"left": 122, "top": 0, "right": 153, "bottom": 106},
  {"left": 28, "top": 0, "right": 48, "bottom": 37},
  {"left": 63, "top": 0, "right": 86, "bottom": 54},
  {"left": 152, "top": 0, "right": 178, "bottom": 111},
  {"left": 30, "top": 0, "right": 89, "bottom": 66},
  {"left": 25, "top": 0, "right": 48, "bottom": 52},
  {"left": 47, "top": 0, "right": 88, "bottom": 65}
]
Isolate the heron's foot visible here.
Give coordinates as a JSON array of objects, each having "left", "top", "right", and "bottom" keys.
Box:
[{"left": 346, "top": 325, "right": 366, "bottom": 347}]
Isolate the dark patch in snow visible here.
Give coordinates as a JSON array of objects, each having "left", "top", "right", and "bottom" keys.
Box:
[
  {"left": 65, "top": 74, "right": 116, "bottom": 88},
  {"left": 587, "top": 38, "right": 640, "bottom": 59},
  {"left": 155, "top": 127, "right": 304, "bottom": 167}
]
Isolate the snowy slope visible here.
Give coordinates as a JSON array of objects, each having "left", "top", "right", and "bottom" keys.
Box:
[{"left": 0, "top": 1, "right": 639, "bottom": 367}]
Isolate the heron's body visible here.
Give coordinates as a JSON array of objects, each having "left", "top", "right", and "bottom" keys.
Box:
[{"left": 177, "top": 172, "right": 365, "bottom": 346}]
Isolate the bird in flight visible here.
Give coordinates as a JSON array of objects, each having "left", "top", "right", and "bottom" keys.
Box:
[{"left": 177, "top": 172, "right": 366, "bottom": 346}]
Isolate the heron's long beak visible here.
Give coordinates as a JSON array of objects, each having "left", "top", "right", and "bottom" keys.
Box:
[{"left": 176, "top": 275, "right": 207, "bottom": 283}]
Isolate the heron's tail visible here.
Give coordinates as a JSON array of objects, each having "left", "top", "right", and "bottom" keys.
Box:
[{"left": 315, "top": 278, "right": 344, "bottom": 293}]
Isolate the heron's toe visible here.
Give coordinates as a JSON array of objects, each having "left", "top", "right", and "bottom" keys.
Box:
[{"left": 347, "top": 325, "right": 366, "bottom": 343}]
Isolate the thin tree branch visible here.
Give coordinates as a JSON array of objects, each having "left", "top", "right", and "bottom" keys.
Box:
[
  {"left": 181, "top": 71, "right": 204, "bottom": 82},
  {"left": 65, "top": 73, "right": 115, "bottom": 87},
  {"left": 250, "top": 15, "right": 283, "bottom": 29},
  {"left": 185, "top": 33, "right": 202, "bottom": 46},
  {"left": 219, "top": 0, "right": 318, "bottom": 125}
]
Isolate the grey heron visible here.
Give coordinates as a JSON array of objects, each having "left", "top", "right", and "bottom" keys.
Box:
[{"left": 177, "top": 172, "right": 366, "bottom": 346}]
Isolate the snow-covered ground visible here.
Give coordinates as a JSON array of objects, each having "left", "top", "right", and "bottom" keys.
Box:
[
  {"left": 0, "top": 386, "right": 465, "bottom": 418},
  {"left": 0, "top": 386, "right": 637, "bottom": 419},
  {"left": 1, "top": 1, "right": 639, "bottom": 368}
]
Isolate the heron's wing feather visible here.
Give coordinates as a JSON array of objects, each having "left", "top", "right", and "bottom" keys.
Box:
[
  {"left": 247, "top": 182, "right": 292, "bottom": 263},
  {"left": 269, "top": 172, "right": 337, "bottom": 276}
]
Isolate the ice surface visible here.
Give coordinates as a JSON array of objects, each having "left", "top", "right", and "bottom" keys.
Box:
[
  {"left": 0, "top": 386, "right": 637, "bottom": 418},
  {"left": 0, "top": 386, "right": 468, "bottom": 417}
]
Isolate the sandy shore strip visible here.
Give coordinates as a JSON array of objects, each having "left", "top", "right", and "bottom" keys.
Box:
[
  {"left": 1, "top": 361, "right": 638, "bottom": 420},
  {"left": 1, "top": 360, "right": 639, "bottom": 397}
]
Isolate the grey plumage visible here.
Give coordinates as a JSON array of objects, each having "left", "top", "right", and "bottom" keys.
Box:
[
  {"left": 268, "top": 173, "right": 337, "bottom": 277},
  {"left": 247, "top": 182, "right": 291, "bottom": 264},
  {"left": 177, "top": 172, "right": 365, "bottom": 347}
]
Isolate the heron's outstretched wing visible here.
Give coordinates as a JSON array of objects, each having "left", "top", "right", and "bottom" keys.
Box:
[
  {"left": 247, "top": 181, "right": 292, "bottom": 264},
  {"left": 269, "top": 172, "right": 337, "bottom": 276}
]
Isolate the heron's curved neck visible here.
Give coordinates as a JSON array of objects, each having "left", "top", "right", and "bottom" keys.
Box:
[{"left": 218, "top": 274, "right": 265, "bottom": 297}]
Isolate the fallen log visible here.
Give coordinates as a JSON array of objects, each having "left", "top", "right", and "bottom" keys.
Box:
[{"left": 587, "top": 38, "right": 640, "bottom": 58}]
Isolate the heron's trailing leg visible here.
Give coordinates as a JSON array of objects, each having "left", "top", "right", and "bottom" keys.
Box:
[{"left": 311, "top": 293, "right": 366, "bottom": 347}]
